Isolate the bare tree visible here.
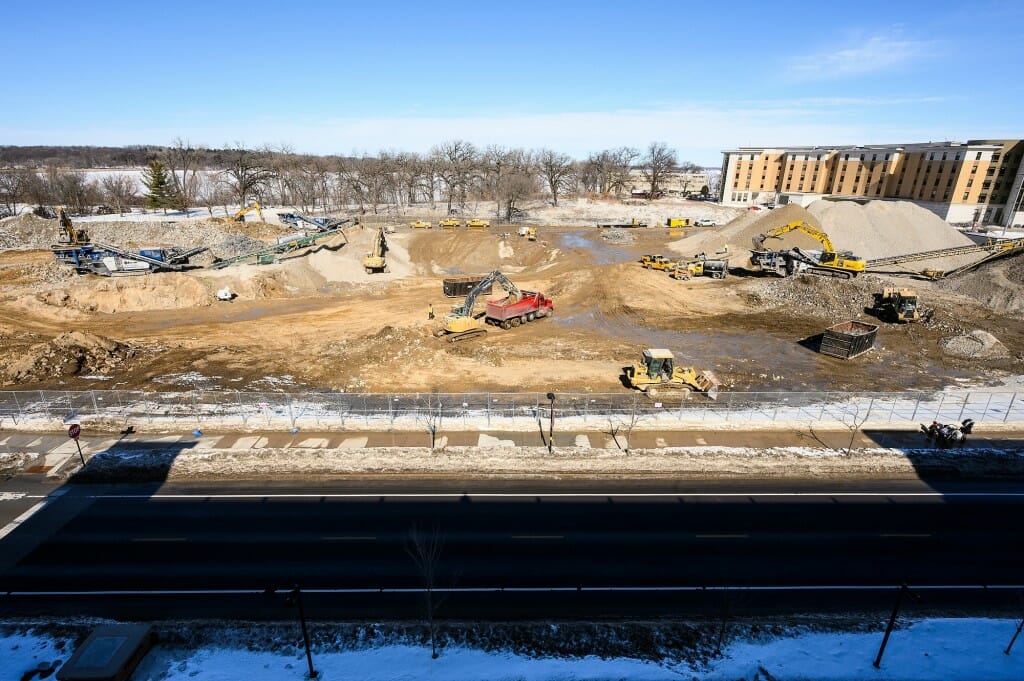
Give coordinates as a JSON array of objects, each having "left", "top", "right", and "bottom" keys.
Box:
[
  {"left": 840, "top": 403, "right": 871, "bottom": 456},
  {"left": 641, "top": 141, "right": 677, "bottom": 197},
  {"left": 431, "top": 140, "right": 478, "bottom": 214},
  {"left": 45, "top": 169, "right": 100, "bottom": 214},
  {"left": 536, "top": 148, "right": 574, "bottom": 206},
  {"left": 0, "top": 168, "right": 29, "bottom": 216},
  {"left": 406, "top": 523, "right": 445, "bottom": 659},
  {"left": 221, "top": 143, "right": 272, "bottom": 207},
  {"left": 581, "top": 147, "right": 639, "bottom": 196},
  {"left": 100, "top": 174, "right": 138, "bottom": 216},
  {"left": 415, "top": 392, "right": 445, "bottom": 449},
  {"left": 605, "top": 398, "right": 646, "bottom": 454},
  {"left": 163, "top": 137, "right": 202, "bottom": 214}
]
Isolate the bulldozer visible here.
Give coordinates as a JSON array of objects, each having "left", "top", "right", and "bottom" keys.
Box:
[
  {"left": 362, "top": 227, "right": 387, "bottom": 274},
  {"left": 624, "top": 349, "right": 721, "bottom": 399},
  {"left": 670, "top": 258, "right": 729, "bottom": 280},
  {"left": 872, "top": 287, "right": 920, "bottom": 323}
]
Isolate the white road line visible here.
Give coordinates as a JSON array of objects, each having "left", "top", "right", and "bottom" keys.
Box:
[
  {"left": 88, "top": 491, "right": 1024, "bottom": 500},
  {"left": 0, "top": 488, "right": 68, "bottom": 540},
  {"left": 7, "top": 584, "right": 1024, "bottom": 597}
]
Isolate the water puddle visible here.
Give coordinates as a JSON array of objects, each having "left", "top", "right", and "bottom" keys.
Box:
[{"left": 555, "top": 232, "right": 638, "bottom": 265}]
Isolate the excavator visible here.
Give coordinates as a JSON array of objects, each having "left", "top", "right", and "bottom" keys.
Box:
[
  {"left": 749, "top": 221, "right": 865, "bottom": 279},
  {"left": 436, "top": 270, "right": 552, "bottom": 342},
  {"left": 624, "top": 349, "right": 721, "bottom": 399},
  {"left": 362, "top": 227, "right": 388, "bottom": 274},
  {"left": 215, "top": 201, "right": 264, "bottom": 223},
  {"left": 55, "top": 207, "right": 89, "bottom": 245}
]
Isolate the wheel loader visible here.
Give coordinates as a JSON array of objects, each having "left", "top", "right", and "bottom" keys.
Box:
[{"left": 624, "top": 349, "right": 721, "bottom": 399}]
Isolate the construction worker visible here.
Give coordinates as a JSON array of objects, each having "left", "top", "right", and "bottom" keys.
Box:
[{"left": 428, "top": 303, "right": 435, "bottom": 320}]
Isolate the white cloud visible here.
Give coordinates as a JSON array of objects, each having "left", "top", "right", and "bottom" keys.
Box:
[{"left": 785, "top": 32, "right": 936, "bottom": 81}]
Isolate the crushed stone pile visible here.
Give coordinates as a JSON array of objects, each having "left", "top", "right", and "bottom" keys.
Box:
[
  {"left": 669, "top": 200, "right": 978, "bottom": 272},
  {"left": 937, "top": 255, "right": 1024, "bottom": 316},
  {"left": 744, "top": 273, "right": 881, "bottom": 320},
  {"left": 600, "top": 228, "right": 636, "bottom": 244},
  {"left": 941, "top": 330, "right": 1009, "bottom": 359},
  {"left": 0, "top": 214, "right": 282, "bottom": 258},
  {"left": 1, "top": 331, "right": 141, "bottom": 383}
]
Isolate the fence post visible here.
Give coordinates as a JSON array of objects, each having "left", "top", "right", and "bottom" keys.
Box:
[
  {"left": 956, "top": 392, "right": 969, "bottom": 422},
  {"left": 1005, "top": 392, "right": 1016, "bottom": 423},
  {"left": 933, "top": 393, "right": 946, "bottom": 421},
  {"left": 487, "top": 393, "right": 491, "bottom": 427},
  {"left": 90, "top": 390, "right": 99, "bottom": 417},
  {"left": 910, "top": 395, "right": 921, "bottom": 422}
]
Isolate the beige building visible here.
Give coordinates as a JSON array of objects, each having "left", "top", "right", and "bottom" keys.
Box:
[
  {"left": 720, "top": 140, "right": 1024, "bottom": 227},
  {"left": 628, "top": 169, "right": 709, "bottom": 197}
]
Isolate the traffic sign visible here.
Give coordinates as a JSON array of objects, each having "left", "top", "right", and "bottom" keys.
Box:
[{"left": 68, "top": 424, "right": 81, "bottom": 440}]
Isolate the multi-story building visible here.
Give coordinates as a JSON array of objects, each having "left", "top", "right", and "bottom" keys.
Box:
[
  {"left": 719, "top": 140, "right": 1024, "bottom": 227},
  {"left": 628, "top": 169, "right": 709, "bottom": 197}
]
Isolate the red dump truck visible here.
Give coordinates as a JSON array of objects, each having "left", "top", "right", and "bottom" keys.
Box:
[{"left": 486, "top": 291, "right": 554, "bottom": 329}]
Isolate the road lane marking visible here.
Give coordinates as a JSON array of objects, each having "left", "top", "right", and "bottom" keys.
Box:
[
  {"left": 881, "top": 533, "right": 932, "bottom": 538},
  {"left": 511, "top": 535, "right": 564, "bottom": 540},
  {"left": 0, "top": 488, "right": 67, "bottom": 540},
  {"left": 322, "top": 536, "right": 376, "bottom": 541},
  {"left": 131, "top": 537, "right": 186, "bottom": 542},
  {"left": 696, "top": 534, "right": 749, "bottom": 539}
]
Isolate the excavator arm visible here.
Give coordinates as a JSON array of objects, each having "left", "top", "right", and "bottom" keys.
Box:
[
  {"left": 458, "top": 270, "right": 521, "bottom": 317},
  {"left": 56, "top": 206, "right": 88, "bottom": 245},
  {"left": 752, "top": 221, "right": 836, "bottom": 252}
]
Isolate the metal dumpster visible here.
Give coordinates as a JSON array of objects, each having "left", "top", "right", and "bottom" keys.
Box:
[
  {"left": 820, "top": 320, "right": 879, "bottom": 359},
  {"left": 443, "top": 275, "right": 488, "bottom": 298}
]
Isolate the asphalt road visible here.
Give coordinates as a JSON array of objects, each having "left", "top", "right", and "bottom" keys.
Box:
[{"left": 2, "top": 478, "right": 1024, "bottom": 619}]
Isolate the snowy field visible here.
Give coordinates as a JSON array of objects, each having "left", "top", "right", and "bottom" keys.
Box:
[{"left": 4, "top": 618, "right": 1024, "bottom": 680}]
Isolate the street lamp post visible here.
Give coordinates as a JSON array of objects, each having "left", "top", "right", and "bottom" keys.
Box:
[
  {"left": 546, "top": 392, "right": 555, "bottom": 454},
  {"left": 285, "top": 585, "right": 319, "bottom": 679}
]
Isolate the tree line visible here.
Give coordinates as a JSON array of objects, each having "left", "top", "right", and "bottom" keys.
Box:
[{"left": 0, "top": 139, "right": 711, "bottom": 219}]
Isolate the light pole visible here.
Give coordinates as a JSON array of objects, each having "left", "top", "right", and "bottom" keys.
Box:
[{"left": 546, "top": 392, "right": 555, "bottom": 454}]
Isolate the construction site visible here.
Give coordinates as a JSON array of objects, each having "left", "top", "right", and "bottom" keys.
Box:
[{"left": 1, "top": 196, "right": 1023, "bottom": 396}]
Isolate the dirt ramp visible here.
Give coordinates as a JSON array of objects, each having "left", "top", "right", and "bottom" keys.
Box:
[{"left": 409, "top": 231, "right": 555, "bottom": 275}]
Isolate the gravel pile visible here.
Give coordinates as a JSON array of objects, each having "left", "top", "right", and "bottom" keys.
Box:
[
  {"left": 600, "top": 228, "right": 636, "bottom": 243},
  {"left": 744, "top": 273, "right": 880, "bottom": 319},
  {"left": 0, "top": 214, "right": 275, "bottom": 258},
  {"left": 940, "top": 330, "right": 1009, "bottom": 359}
]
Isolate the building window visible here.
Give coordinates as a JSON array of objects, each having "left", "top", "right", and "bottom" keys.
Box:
[
  {"left": 983, "top": 181, "right": 991, "bottom": 189},
  {"left": 943, "top": 192, "right": 950, "bottom": 200},
  {"left": 967, "top": 179, "right": 973, "bottom": 187},
  {"left": 860, "top": 154, "right": 865, "bottom": 161},
  {"left": 812, "top": 175, "right": 818, "bottom": 182},
  {"left": 844, "top": 154, "right": 849, "bottom": 161},
  {"left": 979, "top": 194, "right": 988, "bottom": 202},
  {"left": 993, "top": 153, "right": 1001, "bottom": 162},
  {"left": 854, "top": 176, "right": 861, "bottom": 183},
  {"left": 785, "top": 184, "right": 790, "bottom": 190},
  {"left": 885, "top": 154, "right": 890, "bottom": 161},
  {"left": 987, "top": 168, "right": 995, "bottom": 176},
  {"left": 976, "top": 152, "right": 982, "bottom": 160},
  {"left": 942, "top": 152, "right": 947, "bottom": 161},
  {"left": 872, "top": 154, "right": 877, "bottom": 161},
  {"left": 963, "top": 192, "right": 970, "bottom": 201},
  {"left": 955, "top": 153, "right": 960, "bottom": 161},
  {"left": 840, "top": 175, "right": 845, "bottom": 183},
  {"left": 750, "top": 154, "right": 755, "bottom": 160}
]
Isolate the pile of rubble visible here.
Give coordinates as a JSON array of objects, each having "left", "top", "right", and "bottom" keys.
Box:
[
  {"left": 940, "top": 330, "right": 1010, "bottom": 359},
  {"left": 600, "top": 228, "right": 636, "bottom": 244},
  {"left": 744, "top": 274, "right": 880, "bottom": 319},
  {"left": 1, "top": 331, "right": 142, "bottom": 383}
]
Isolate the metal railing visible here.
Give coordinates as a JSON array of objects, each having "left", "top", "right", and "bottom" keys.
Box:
[{"left": 1, "top": 389, "right": 1021, "bottom": 431}]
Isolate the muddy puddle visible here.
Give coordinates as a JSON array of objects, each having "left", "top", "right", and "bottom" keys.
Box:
[
  {"left": 554, "top": 308, "right": 973, "bottom": 392},
  {"left": 555, "top": 232, "right": 640, "bottom": 265}
]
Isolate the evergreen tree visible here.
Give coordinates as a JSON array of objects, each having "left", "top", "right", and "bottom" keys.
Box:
[{"left": 142, "top": 160, "right": 173, "bottom": 213}]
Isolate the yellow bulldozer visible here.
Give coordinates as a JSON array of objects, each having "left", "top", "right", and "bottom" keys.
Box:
[
  {"left": 872, "top": 287, "right": 920, "bottom": 323},
  {"left": 624, "top": 349, "right": 721, "bottom": 399}
]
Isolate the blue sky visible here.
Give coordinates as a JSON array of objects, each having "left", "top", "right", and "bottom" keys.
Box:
[{"left": 4, "top": 0, "right": 1022, "bottom": 164}]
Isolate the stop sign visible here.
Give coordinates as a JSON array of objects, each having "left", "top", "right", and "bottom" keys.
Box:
[{"left": 68, "top": 424, "right": 81, "bottom": 440}]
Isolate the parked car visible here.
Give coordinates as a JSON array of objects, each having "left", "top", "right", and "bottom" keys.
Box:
[{"left": 694, "top": 218, "right": 718, "bottom": 227}]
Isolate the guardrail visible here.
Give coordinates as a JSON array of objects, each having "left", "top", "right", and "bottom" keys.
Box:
[{"left": 1, "top": 389, "right": 1021, "bottom": 430}]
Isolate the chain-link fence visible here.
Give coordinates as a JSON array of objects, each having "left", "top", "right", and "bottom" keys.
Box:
[{"left": 1, "top": 389, "right": 1021, "bottom": 430}]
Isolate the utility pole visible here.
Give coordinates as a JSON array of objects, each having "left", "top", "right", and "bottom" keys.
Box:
[{"left": 286, "top": 586, "right": 318, "bottom": 679}]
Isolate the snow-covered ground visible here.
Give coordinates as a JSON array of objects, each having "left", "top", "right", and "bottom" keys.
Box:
[{"left": 4, "top": 619, "right": 1023, "bottom": 680}]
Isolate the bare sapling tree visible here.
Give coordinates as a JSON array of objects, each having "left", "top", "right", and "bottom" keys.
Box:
[
  {"left": 605, "top": 397, "right": 645, "bottom": 454},
  {"left": 0, "top": 168, "right": 28, "bottom": 216},
  {"left": 840, "top": 402, "right": 871, "bottom": 456},
  {"left": 100, "top": 174, "right": 138, "bottom": 216},
  {"left": 406, "top": 523, "right": 446, "bottom": 659},
  {"left": 416, "top": 392, "right": 445, "bottom": 449},
  {"left": 642, "top": 141, "right": 677, "bottom": 197},
  {"left": 536, "top": 148, "right": 575, "bottom": 206}
]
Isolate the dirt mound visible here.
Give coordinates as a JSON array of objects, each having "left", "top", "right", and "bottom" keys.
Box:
[
  {"left": 669, "top": 200, "right": 977, "bottom": 271},
  {"left": 1, "top": 331, "right": 140, "bottom": 383},
  {"left": 941, "top": 330, "right": 1009, "bottom": 359},
  {"left": 408, "top": 231, "right": 555, "bottom": 275},
  {"left": 937, "top": 255, "right": 1024, "bottom": 316},
  {"left": 745, "top": 273, "right": 882, "bottom": 320},
  {"left": 35, "top": 272, "right": 213, "bottom": 313}
]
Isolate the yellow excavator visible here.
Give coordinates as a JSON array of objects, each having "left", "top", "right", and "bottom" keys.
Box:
[
  {"left": 624, "top": 349, "right": 721, "bottom": 399},
  {"left": 215, "top": 201, "right": 264, "bottom": 223},
  {"left": 750, "top": 221, "right": 865, "bottom": 279},
  {"left": 55, "top": 207, "right": 89, "bottom": 245},
  {"left": 362, "top": 227, "right": 388, "bottom": 274}
]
